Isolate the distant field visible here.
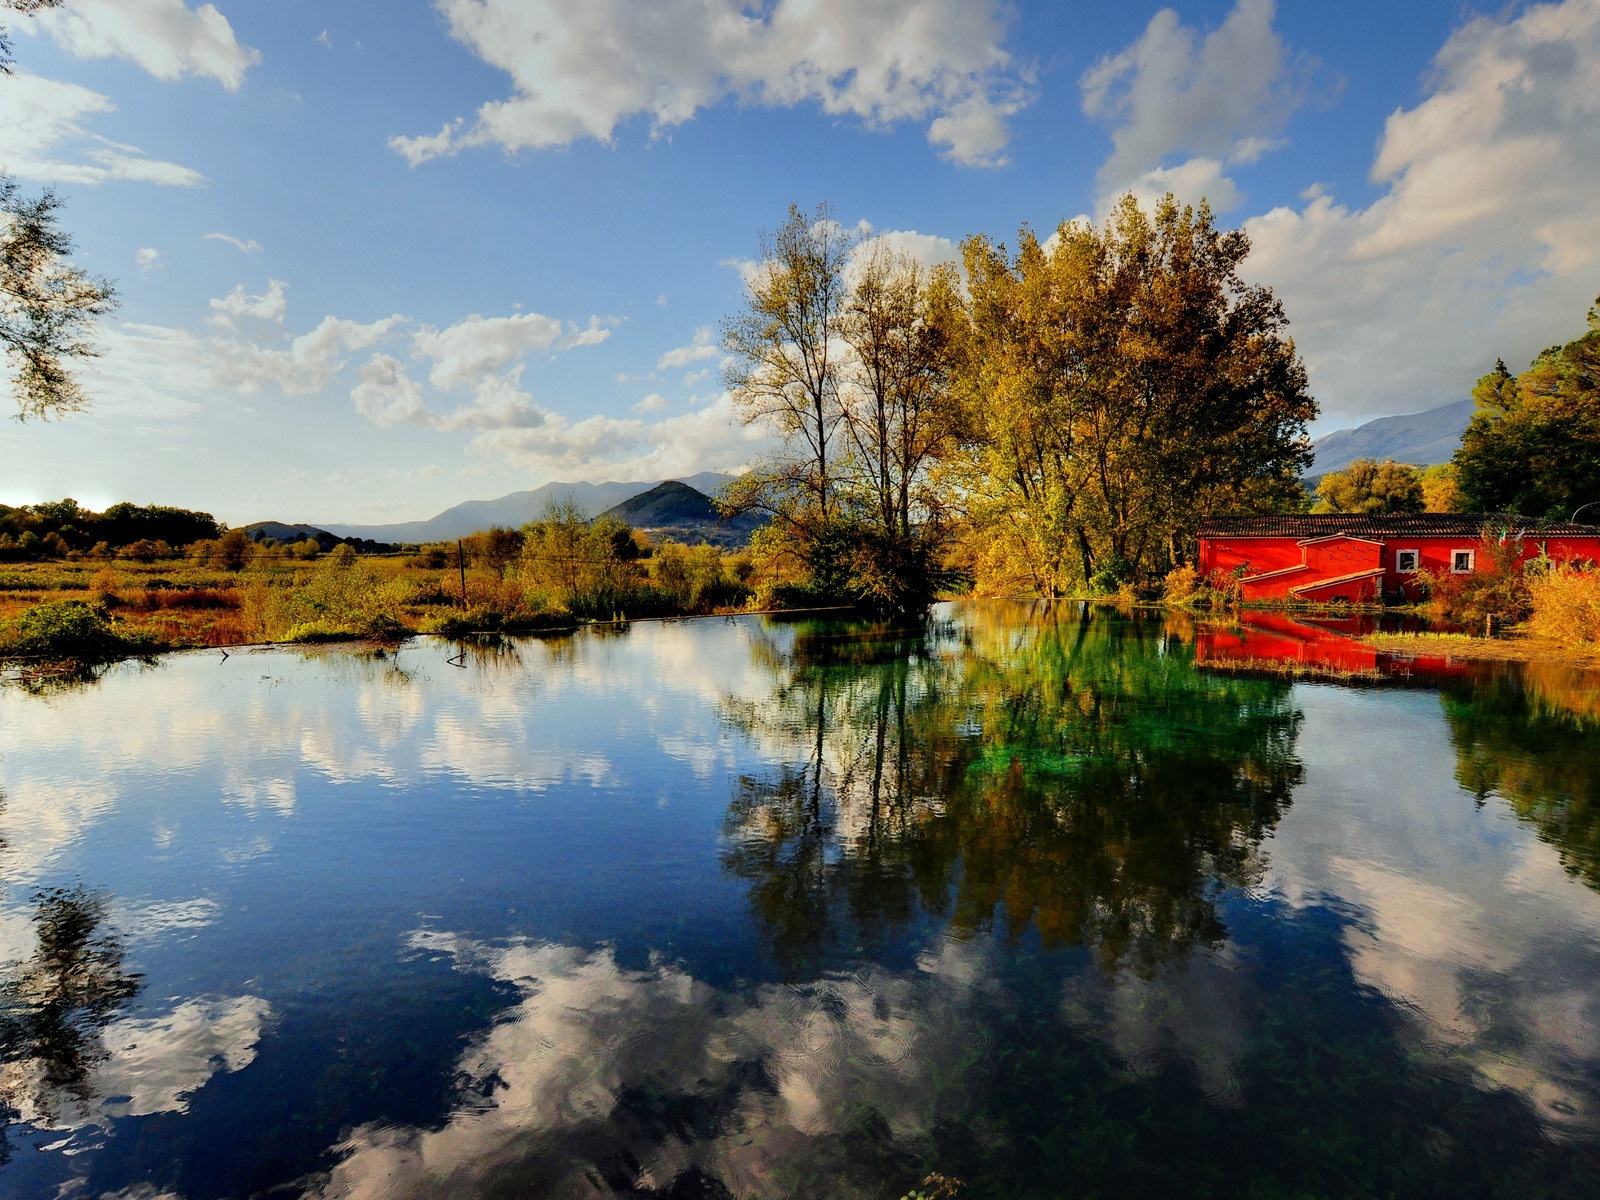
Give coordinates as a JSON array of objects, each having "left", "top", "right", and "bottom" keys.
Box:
[
  {"left": 0, "top": 542, "right": 760, "bottom": 655},
  {"left": 0, "top": 556, "right": 436, "bottom": 648}
]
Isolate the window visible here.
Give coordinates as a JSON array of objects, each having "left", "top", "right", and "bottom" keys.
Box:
[
  {"left": 1452, "top": 549, "right": 1475, "bottom": 573},
  {"left": 1395, "top": 549, "right": 1419, "bottom": 573}
]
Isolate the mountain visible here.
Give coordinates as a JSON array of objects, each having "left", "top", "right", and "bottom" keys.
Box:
[
  {"left": 242, "top": 521, "right": 332, "bottom": 543},
  {"left": 1308, "top": 399, "right": 1474, "bottom": 478},
  {"left": 315, "top": 471, "right": 737, "bottom": 543},
  {"left": 600, "top": 480, "right": 767, "bottom": 548}
]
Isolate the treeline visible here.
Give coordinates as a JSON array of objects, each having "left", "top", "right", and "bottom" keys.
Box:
[
  {"left": 0, "top": 499, "right": 400, "bottom": 564},
  {"left": 420, "top": 503, "right": 754, "bottom": 623},
  {"left": 721, "top": 194, "right": 1315, "bottom": 613},
  {"left": 0, "top": 499, "right": 220, "bottom": 561}
]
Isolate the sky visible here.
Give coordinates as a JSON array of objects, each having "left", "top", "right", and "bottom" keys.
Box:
[{"left": 0, "top": 0, "right": 1597, "bottom": 527}]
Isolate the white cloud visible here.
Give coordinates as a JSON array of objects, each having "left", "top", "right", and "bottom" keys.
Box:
[
  {"left": 352, "top": 355, "right": 432, "bottom": 428},
  {"left": 0, "top": 73, "right": 205, "bottom": 186},
  {"left": 204, "top": 232, "right": 263, "bottom": 254},
  {"left": 33, "top": 0, "right": 260, "bottom": 90},
  {"left": 136, "top": 247, "right": 162, "bottom": 272},
  {"left": 656, "top": 326, "right": 719, "bottom": 370},
  {"left": 1241, "top": 0, "right": 1600, "bottom": 423},
  {"left": 1081, "top": 0, "right": 1309, "bottom": 207},
  {"left": 352, "top": 357, "right": 549, "bottom": 433},
  {"left": 633, "top": 392, "right": 670, "bottom": 414},
  {"left": 393, "top": 0, "right": 1029, "bottom": 168},
  {"left": 849, "top": 227, "right": 961, "bottom": 277},
  {"left": 413, "top": 311, "right": 603, "bottom": 390},
  {"left": 1121, "top": 155, "right": 1243, "bottom": 214},
  {"left": 470, "top": 391, "right": 772, "bottom": 481},
  {"left": 207, "top": 279, "right": 289, "bottom": 329},
  {"left": 78, "top": 281, "right": 407, "bottom": 416}
]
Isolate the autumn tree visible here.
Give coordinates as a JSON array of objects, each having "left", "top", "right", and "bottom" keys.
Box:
[
  {"left": 1419, "top": 463, "right": 1460, "bottom": 513},
  {"left": 2, "top": 2, "right": 117, "bottom": 419},
  {"left": 722, "top": 207, "right": 961, "bottom": 613},
  {"left": 1311, "top": 458, "right": 1424, "bottom": 514},
  {"left": 722, "top": 203, "right": 851, "bottom": 528},
  {"left": 948, "top": 194, "right": 1314, "bottom": 595},
  {"left": 1454, "top": 297, "right": 1600, "bottom": 518}
]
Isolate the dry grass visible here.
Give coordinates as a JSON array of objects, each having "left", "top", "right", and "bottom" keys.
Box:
[
  {"left": 1195, "top": 655, "right": 1384, "bottom": 683},
  {"left": 0, "top": 557, "right": 466, "bottom": 649},
  {"left": 1363, "top": 629, "right": 1600, "bottom": 668},
  {"left": 1527, "top": 565, "right": 1600, "bottom": 644}
]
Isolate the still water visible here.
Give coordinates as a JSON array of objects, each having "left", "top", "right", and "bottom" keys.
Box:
[{"left": 1, "top": 602, "right": 1598, "bottom": 1199}]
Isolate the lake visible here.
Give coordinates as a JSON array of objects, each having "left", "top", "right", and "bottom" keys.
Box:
[{"left": 1, "top": 602, "right": 1598, "bottom": 1199}]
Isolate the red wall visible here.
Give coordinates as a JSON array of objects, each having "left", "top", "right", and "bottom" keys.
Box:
[{"left": 1199, "top": 532, "right": 1600, "bottom": 603}]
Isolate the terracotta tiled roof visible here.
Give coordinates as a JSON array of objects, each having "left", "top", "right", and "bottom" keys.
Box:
[{"left": 1196, "top": 513, "right": 1600, "bottom": 539}]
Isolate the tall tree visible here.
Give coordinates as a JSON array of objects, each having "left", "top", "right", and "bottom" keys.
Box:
[
  {"left": 4, "top": 1, "right": 116, "bottom": 419},
  {"left": 836, "top": 244, "right": 959, "bottom": 542},
  {"left": 948, "top": 194, "right": 1314, "bottom": 595},
  {"left": 1454, "top": 297, "right": 1600, "bottom": 518},
  {"left": 1311, "top": 458, "right": 1425, "bottom": 514},
  {"left": 722, "top": 203, "right": 852, "bottom": 527}
]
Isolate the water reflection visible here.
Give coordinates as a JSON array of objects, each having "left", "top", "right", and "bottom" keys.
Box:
[
  {"left": 723, "top": 604, "right": 1304, "bottom": 974},
  {"left": 1444, "top": 672, "right": 1600, "bottom": 888},
  {"left": 0, "top": 610, "right": 1597, "bottom": 1197},
  {"left": 0, "top": 885, "right": 142, "bottom": 1148},
  {"left": 303, "top": 930, "right": 996, "bottom": 1200}
]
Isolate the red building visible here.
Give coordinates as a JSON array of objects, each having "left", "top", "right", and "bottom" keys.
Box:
[{"left": 1196, "top": 514, "right": 1600, "bottom": 604}]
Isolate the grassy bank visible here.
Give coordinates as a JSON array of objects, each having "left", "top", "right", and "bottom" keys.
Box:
[
  {"left": 0, "top": 547, "right": 757, "bottom": 660},
  {"left": 1362, "top": 629, "right": 1600, "bottom": 668}
]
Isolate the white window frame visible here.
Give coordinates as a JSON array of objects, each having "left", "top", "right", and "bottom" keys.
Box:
[
  {"left": 1451, "top": 548, "right": 1475, "bottom": 574},
  {"left": 1395, "top": 548, "right": 1420, "bottom": 573}
]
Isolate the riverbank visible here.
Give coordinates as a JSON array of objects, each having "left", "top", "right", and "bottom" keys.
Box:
[{"left": 1362, "top": 629, "right": 1600, "bottom": 668}]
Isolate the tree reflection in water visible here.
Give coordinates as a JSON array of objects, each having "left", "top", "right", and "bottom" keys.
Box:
[
  {"left": 0, "top": 881, "right": 143, "bottom": 1157},
  {"left": 1445, "top": 665, "right": 1600, "bottom": 889},
  {"left": 722, "top": 602, "right": 1305, "bottom": 975}
]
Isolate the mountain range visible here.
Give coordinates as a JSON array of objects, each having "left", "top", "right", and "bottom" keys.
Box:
[
  {"left": 1307, "top": 398, "right": 1473, "bottom": 478},
  {"left": 312, "top": 470, "right": 737, "bottom": 543},
  {"left": 247, "top": 400, "right": 1476, "bottom": 547}
]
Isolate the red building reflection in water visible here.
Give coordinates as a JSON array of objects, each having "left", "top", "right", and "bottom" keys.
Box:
[{"left": 1195, "top": 611, "right": 1473, "bottom": 680}]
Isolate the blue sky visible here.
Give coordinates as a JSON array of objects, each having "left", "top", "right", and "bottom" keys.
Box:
[{"left": 2, "top": 0, "right": 1597, "bottom": 526}]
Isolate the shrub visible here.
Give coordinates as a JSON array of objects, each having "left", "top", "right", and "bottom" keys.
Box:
[
  {"left": 1528, "top": 563, "right": 1600, "bottom": 643},
  {"left": 1420, "top": 532, "right": 1534, "bottom": 630},
  {"left": 0, "top": 600, "right": 155, "bottom": 659},
  {"left": 1163, "top": 564, "right": 1202, "bottom": 603}
]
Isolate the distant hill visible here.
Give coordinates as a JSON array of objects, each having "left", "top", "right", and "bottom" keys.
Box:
[
  {"left": 241, "top": 521, "right": 397, "bottom": 552},
  {"left": 600, "top": 480, "right": 767, "bottom": 549},
  {"left": 314, "top": 471, "right": 737, "bottom": 544},
  {"left": 242, "top": 521, "right": 333, "bottom": 543},
  {"left": 1309, "top": 399, "right": 1473, "bottom": 478}
]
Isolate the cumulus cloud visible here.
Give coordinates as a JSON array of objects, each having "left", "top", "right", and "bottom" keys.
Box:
[
  {"left": 0, "top": 73, "right": 205, "bottom": 186},
  {"left": 32, "top": 0, "right": 260, "bottom": 89},
  {"left": 633, "top": 392, "right": 670, "bottom": 414},
  {"left": 656, "top": 326, "right": 719, "bottom": 370},
  {"left": 413, "top": 312, "right": 610, "bottom": 390},
  {"left": 136, "top": 247, "right": 162, "bottom": 272},
  {"left": 1081, "top": 0, "right": 1311, "bottom": 209},
  {"left": 1241, "top": 0, "right": 1600, "bottom": 423},
  {"left": 469, "top": 391, "right": 772, "bottom": 481},
  {"left": 392, "top": 0, "right": 1029, "bottom": 167}
]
